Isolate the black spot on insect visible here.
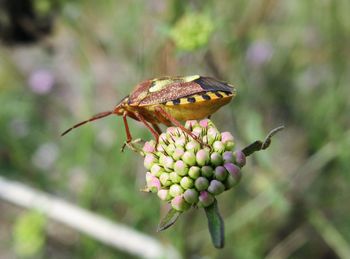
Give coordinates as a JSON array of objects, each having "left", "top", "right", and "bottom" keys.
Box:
[
  {"left": 201, "top": 94, "right": 211, "bottom": 100},
  {"left": 214, "top": 92, "right": 223, "bottom": 98},
  {"left": 187, "top": 97, "right": 196, "bottom": 103},
  {"left": 172, "top": 99, "right": 181, "bottom": 105}
]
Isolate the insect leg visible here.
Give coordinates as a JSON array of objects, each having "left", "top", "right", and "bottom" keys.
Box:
[
  {"left": 154, "top": 106, "right": 204, "bottom": 145},
  {"left": 133, "top": 112, "right": 160, "bottom": 140},
  {"left": 151, "top": 123, "right": 162, "bottom": 135},
  {"left": 122, "top": 112, "right": 132, "bottom": 143}
]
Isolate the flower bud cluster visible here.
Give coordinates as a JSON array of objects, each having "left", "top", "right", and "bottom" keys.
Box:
[{"left": 143, "top": 119, "right": 246, "bottom": 212}]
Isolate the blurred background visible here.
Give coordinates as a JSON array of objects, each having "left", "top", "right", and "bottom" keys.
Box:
[{"left": 0, "top": 0, "right": 350, "bottom": 258}]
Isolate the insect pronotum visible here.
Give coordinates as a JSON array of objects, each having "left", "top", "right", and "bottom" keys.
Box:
[{"left": 61, "top": 75, "right": 236, "bottom": 145}]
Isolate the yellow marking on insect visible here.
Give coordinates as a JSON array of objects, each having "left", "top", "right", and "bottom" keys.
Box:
[
  {"left": 149, "top": 75, "right": 200, "bottom": 93},
  {"left": 149, "top": 79, "right": 173, "bottom": 93},
  {"left": 159, "top": 93, "right": 233, "bottom": 121},
  {"left": 182, "top": 75, "right": 200, "bottom": 82},
  {"left": 163, "top": 91, "right": 233, "bottom": 106}
]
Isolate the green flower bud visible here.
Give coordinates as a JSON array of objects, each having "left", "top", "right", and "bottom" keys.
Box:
[
  {"left": 159, "top": 154, "right": 167, "bottom": 165},
  {"left": 171, "top": 196, "right": 190, "bottom": 211},
  {"left": 174, "top": 160, "right": 189, "bottom": 176},
  {"left": 185, "top": 140, "right": 200, "bottom": 152},
  {"left": 213, "top": 141, "right": 225, "bottom": 153},
  {"left": 172, "top": 147, "right": 185, "bottom": 160},
  {"left": 192, "top": 127, "right": 203, "bottom": 137},
  {"left": 159, "top": 173, "right": 172, "bottom": 187},
  {"left": 221, "top": 132, "right": 234, "bottom": 143},
  {"left": 199, "top": 119, "right": 215, "bottom": 128},
  {"left": 144, "top": 153, "right": 157, "bottom": 170},
  {"left": 207, "top": 127, "right": 220, "bottom": 138},
  {"left": 222, "top": 151, "right": 234, "bottom": 163},
  {"left": 210, "top": 152, "right": 223, "bottom": 166},
  {"left": 169, "top": 172, "right": 182, "bottom": 183},
  {"left": 157, "top": 144, "right": 166, "bottom": 152},
  {"left": 157, "top": 189, "right": 171, "bottom": 201},
  {"left": 194, "top": 177, "right": 209, "bottom": 191},
  {"left": 166, "top": 126, "right": 177, "bottom": 136},
  {"left": 185, "top": 120, "right": 199, "bottom": 129},
  {"left": 158, "top": 133, "right": 167, "bottom": 144},
  {"left": 198, "top": 191, "right": 215, "bottom": 208},
  {"left": 143, "top": 141, "right": 156, "bottom": 153},
  {"left": 201, "top": 165, "right": 213, "bottom": 178},
  {"left": 183, "top": 189, "right": 199, "bottom": 204},
  {"left": 180, "top": 176, "right": 194, "bottom": 189},
  {"left": 165, "top": 143, "right": 176, "bottom": 155},
  {"left": 145, "top": 172, "right": 153, "bottom": 183},
  {"left": 208, "top": 180, "right": 225, "bottom": 195},
  {"left": 207, "top": 127, "right": 221, "bottom": 145},
  {"left": 174, "top": 136, "right": 186, "bottom": 148},
  {"left": 225, "top": 141, "right": 235, "bottom": 151},
  {"left": 182, "top": 151, "right": 196, "bottom": 166},
  {"left": 234, "top": 150, "right": 246, "bottom": 167},
  {"left": 163, "top": 156, "right": 174, "bottom": 171},
  {"left": 169, "top": 184, "right": 184, "bottom": 197},
  {"left": 150, "top": 164, "right": 163, "bottom": 177},
  {"left": 147, "top": 177, "right": 161, "bottom": 193},
  {"left": 224, "top": 174, "right": 241, "bottom": 189},
  {"left": 214, "top": 166, "right": 227, "bottom": 181},
  {"left": 188, "top": 166, "right": 201, "bottom": 179},
  {"left": 196, "top": 149, "right": 209, "bottom": 166}
]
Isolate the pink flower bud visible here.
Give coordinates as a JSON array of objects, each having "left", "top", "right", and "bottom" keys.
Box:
[
  {"left": 199, "top": 119, "right": 210, "bottom": 128},
  {"left": 235, "top": 150, "right": 246, "bottom": 167},
  {"left": 221, "top": 132, "right": 234, "bottom": 143},
  {"left": 143, "top": 141, "right": 156, "bottom": 153},
  {"left": 198, "top": 191, "right": 215, "bottom": 207},
  {"left": 171, "top": 196, "right": 190, "bottom": 211},
  {"left": 147, "top": 178, "right": 161, "bottom": 193},
  {"left": 185, "top": 120, "right": 199, "bottom": 129}
]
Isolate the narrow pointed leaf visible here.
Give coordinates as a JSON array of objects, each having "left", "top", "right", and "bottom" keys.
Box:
[
  {"left": 157, "top": 208, "right": 181, "bottom": 232},
  {"left": 204, "top": 199, "right": 224, "bottom": 248}
]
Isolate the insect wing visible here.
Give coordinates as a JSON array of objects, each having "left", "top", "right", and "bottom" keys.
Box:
[{"left": 132, "top": 76, "right": 234, "bottom": 106}]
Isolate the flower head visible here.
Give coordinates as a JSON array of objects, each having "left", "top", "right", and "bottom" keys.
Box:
[{"left": 143, "top": 119, "right": 246, "bottom": 211}]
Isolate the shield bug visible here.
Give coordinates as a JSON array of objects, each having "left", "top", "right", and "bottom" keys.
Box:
[{"left": 61, "top": 75, "right": 236, "bottom": 146}]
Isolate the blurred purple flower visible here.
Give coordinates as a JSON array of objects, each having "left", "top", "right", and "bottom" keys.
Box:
[
  {"left": 246, "top": 41, "right": 274, "bottom": 68},
  {"left": 9, "top": 119, "right": 29, "bottom": 138},
  {"left": 28, "top": 69, "right": 54, "bottom": 94},
  {"left": 32, "top": 142, "right": 59, "bottom": 170}
]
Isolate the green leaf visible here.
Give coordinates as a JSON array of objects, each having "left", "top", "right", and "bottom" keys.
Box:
[
  {"left": 204, "top": 199, "right": 224, "bottom": 248},
  {"left": 157, "top": 208, "right": 181, "bottom": 232}
]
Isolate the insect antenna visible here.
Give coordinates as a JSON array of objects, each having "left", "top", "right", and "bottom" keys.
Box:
[{"left": 61, "top": 111, "right": 114, "bottom": 136}]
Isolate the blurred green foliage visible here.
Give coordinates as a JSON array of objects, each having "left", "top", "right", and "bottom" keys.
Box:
[
  {"left": 170, "top": 12, "right": 214, "bottom": 51},
  {"left": 13, "top": 211, "right": 46, "bottom": 257},
  {"left": 0, "top": 0, "right": 350, "bottom": 258}
]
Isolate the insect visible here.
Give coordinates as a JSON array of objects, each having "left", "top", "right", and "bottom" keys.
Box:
[{"left": 61, "top": 75, "right": 236, "bottom": 146}]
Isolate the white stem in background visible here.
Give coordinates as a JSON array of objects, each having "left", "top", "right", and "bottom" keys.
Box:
[{"left": 0, "top": 176, "right": 180, "bottom": 259}]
